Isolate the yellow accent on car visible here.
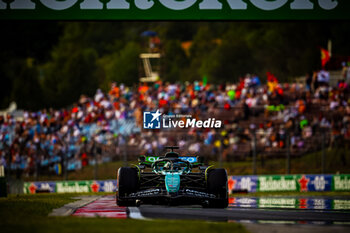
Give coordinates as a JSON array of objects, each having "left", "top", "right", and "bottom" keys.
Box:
[
  {"left": 205, "top": 165, "right": 214, "bottom": 181},
  {"left": 132, "top": 164, "right": 141, "bottom": 180}
]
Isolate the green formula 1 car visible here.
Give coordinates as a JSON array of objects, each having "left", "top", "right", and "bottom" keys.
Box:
[{"left": 116, "top": 146, "right": 228, "bottom": 208}]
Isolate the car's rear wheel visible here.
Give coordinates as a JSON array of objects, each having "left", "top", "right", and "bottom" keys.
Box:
[
  {"left": 206, "top": 168, "right": 228, "bottom": 208},
  {"left": 116, "top": 167, "right": 138, "bottom": 206}
]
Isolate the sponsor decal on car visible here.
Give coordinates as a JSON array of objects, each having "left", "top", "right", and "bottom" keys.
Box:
[
  {"left": 185, "top": 189, "right": 215, "bottom": 198},
  {"left": 145, "top": 156, "right": 197, "bottom": 163},
  {"left": 130, "top": 188, "right": 161, "bottom": 197}
]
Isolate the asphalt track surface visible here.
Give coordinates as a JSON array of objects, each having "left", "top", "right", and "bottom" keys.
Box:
[
  {"left": 138, "top": 205, "right": 350, "bottom": 222},
  {"left": 72, "top": 195, "right": 350, "bottom": 224}
]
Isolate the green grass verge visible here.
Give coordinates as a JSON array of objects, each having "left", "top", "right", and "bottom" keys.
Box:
[{"left": 0, "top": 194, "right": 248, "bottom": 233}]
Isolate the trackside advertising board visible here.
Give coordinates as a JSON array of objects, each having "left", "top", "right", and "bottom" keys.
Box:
[
  {"left": 23, "top": 180, "right": 117, "bottom": 194},
  {"left": 1, "top": 0, "right": 350, "bottom": 20},
  {"left": 230, "top": 197, "right": 350, "bottom": 210},
  {"left": 23, "top": 174, "right": 350, "bottom": 194},
  {"left": 229, "top": 174, "right": 350, "bottom": 193}
]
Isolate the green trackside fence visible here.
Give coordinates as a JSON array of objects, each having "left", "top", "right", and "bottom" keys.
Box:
[
  {"left": 20, "top": 174, "right": 350, "bottom": 194},
  {"left": 229, "top": 174, "right": 350, "bottom": 193}
]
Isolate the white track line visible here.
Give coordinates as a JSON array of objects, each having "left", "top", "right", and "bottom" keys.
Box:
[{"left": 128, "top": 207, "right": 147, "bottom": 220}]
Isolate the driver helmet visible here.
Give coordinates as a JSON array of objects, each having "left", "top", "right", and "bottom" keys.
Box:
[
  {"left": 173, "top": 163, "right": 181, "bottom": 171},
  {"left": 163, "top": 162, "right": 171, "bottom": 170}
]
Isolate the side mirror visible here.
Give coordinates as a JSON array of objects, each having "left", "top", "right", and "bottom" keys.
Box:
[{"left": 196, "top": 156, "right": 204, "bottom": 164}]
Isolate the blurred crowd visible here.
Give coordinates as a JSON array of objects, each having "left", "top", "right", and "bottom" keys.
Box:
[{"left": 1, "top": 69, "right": 350, "bottom": 177}]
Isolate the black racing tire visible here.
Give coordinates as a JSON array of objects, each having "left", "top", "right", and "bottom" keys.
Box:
[
  {"left": 206, "top": 168, "right": 228, "bottom": 208},
  {"left": 116, "top": 167, "right": 138, "bottom": 206}
]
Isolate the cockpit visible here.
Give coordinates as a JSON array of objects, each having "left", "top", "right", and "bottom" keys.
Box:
[{"left": 152, "top": 159, "right": 190, "bottom": 174}]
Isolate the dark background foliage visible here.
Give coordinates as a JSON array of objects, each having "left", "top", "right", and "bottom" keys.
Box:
[{"left": 1, "top": 21, "right": 349, "bottom": 110}]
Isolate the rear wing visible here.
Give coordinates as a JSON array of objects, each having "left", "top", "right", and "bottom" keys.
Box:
[{"left": 140, "top": 156, "right": 198, "bottom": 163}]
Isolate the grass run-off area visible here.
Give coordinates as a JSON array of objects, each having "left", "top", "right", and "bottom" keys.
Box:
[
  {"left": 0, "top": 194, "right": 248, "bottom": 233},
  {"left": 21, "top": 147, "right": 350, "bottom": 181}
]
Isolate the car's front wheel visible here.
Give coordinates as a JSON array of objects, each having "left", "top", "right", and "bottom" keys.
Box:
[
  {"left": 116, "top": 167, "right": 138, "bottom": 206},
  {"left": 206, "top": 168, "right": 228, "bottom": 208}
]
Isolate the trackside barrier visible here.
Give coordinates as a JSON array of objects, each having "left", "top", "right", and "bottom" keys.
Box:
[
  {"left": 0, "top": 166, "right": 7, "bottom": 197},
  {"left": 22, "top": 174, "right": 350, "bottom": 194},
  {"left": 229, "top": 174, "right": 350, "bottom": 193},
  {"left": 23, "top": 180, "right": 117, "bottom": 194}
]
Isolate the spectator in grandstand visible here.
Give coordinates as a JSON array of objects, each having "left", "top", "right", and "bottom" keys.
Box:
[{"left": 1, "top": 71, "right": 349, "bottom": 177}]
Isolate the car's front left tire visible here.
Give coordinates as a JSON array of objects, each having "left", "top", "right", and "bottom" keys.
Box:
[
  {"left": 116, "top": 167, "right": 139, "bottom": 206},
  {"left": 206, "top": 168, "right": 228, "bottom": 208}
]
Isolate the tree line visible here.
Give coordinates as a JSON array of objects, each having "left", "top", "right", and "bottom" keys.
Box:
[{"left": 1, "top": 21, "right": 349, "bottom": 110}]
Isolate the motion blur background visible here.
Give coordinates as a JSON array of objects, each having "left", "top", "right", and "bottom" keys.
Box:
[{"left": 1, "top": 21, "right": 350, "bottom": 182}]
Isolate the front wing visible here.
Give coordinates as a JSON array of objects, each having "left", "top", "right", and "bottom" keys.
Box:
[{"left": 118, "top": 188, "right": 218, "bottom": 206}]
